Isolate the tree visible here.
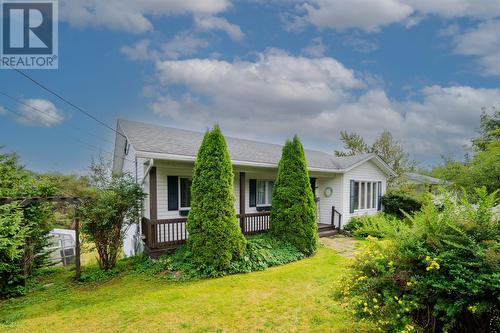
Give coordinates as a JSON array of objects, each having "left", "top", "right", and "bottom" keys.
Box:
[
  {"left": 0, "top": 151, "right": 56, "bottom": 297},
  {"left": 432, "top": 109, "right": 500, "bottom": 198},
  {"left": 472, "top": 107, "right": 500, "bottom": 152},
  {"left": 335, "top": 130, "right": 415, "bottom": 186},
  {"left": 434, "top": 141, "right": 500, "bottom": 197},
  {"left": 334, "top": 132, "right": 370, "bottom": 156},
  {"left": 187, "top": 126, "right": 246, "bottom": 271},
  {"left": 78, "top": 159, "right": 144, "bottom": 270},
  {"left": 270, "top": 136, "right": 318, "bottom": 255}
]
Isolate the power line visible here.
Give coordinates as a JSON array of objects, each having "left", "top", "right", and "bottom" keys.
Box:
[
  {"left": 9, "top": 66, "right": 126, "bottom": 139},
  {"left": 0, "top": 90, "right": 116, "bottom": 146},
  {"left": 1, "top": 106, "right": 136, "bottom": 165}
]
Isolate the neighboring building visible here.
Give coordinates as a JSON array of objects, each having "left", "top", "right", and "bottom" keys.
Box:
[
  {"left": 112, "top": 119, "right": 396, "bottom": 257},
  {"left": 406, "top": 172, "right": 442, "bottom": 193}
]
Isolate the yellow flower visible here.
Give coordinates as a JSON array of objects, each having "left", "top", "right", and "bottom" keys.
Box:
[
  {"left": 467, "top": 305, "right": 477, "bottom": 313},
  {"left": 426, "top": 259, "right": 440, "bottom": 271},
  {"left": 373, "top": 298, "right": 378, "bottom": 303},
  {"left": 406, "top": 281, "right": 413, "bottom": 286}
]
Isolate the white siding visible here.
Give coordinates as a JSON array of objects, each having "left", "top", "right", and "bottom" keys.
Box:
[
  {"left": 120, "top": 144, "right": 147, "bottom": 257},
  {"left": 315, "top": 174, "right": 343, "bottom": 225},
  {"left": 121, "top": 144, "right": 146, "bottom": 182},
  {"left": 341, "top": 160, "right": 387, "bottom": 224},
  {"left": 243, "top": 170, "right": 277, "bottom": 214},
  {"left": 156, "top": 165, "right": 194, "bottom": 219}
]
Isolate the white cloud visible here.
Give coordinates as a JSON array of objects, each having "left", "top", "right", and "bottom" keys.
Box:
[
  {"left": 148, "top": 51, "right": 500, "bottom": 161},
  {"left": 294, "top": 0, "right": 500, "bottom": 33},
  {"left": 194, "top": 15, "right": 244, "bottom": 41},
  {"left": 60, "top": 0, "right": 231, "bottom": 33},
  {"left": 301, "top": 0, "right": 413, "bottom": 32},
  {"left": 452, "top": 20, "right": 500, "bottom": 76},
  {"left": 16, "top": 99, "right": 64, "bottom": 127},
  {"left": 403, "top": 0, "right": 500, "bottom": 19},
  {"left": 121, "top": 33, "right": 209, "bottom": 61},
  {"left": 162, "top": 32, "right": 210, "bottom": 59},
  {"left": 301, "top": 37, "right": 326, "bottom": 57},
  {"left": 155, "top": 49, "right": 364, "bottom": 117},
  {"left": 343, "top": 34, "right": 379, "bottom": 53},
  {"left": 0, "top": 106, "right": 6, "bottom": 115},
  {"left": 120, "top": 39, "right": 154, "bottom": 61}
]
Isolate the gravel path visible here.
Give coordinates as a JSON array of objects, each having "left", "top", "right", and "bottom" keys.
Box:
[{"left": 320, "top": 235, "right": 360, "bottom": 259}]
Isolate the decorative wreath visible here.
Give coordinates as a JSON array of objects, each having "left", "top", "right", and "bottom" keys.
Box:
[{"left": 324, "top": 187, "right": 333, "bottom": 198}]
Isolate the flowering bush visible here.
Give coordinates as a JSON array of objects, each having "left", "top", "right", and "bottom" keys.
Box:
[
  {"left": 343, "top": 213, "right": 406, "bottom": 238},
  {"left": 341, "top": 188, "right": 499, "bottom": 332}
]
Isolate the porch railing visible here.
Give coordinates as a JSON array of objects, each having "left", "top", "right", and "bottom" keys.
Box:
[
  {"left": 331, "top": 206, "right": 342, "bottom": 230},
  {"left": 142, "top": 211, "right": 271, "bottom": 251}
]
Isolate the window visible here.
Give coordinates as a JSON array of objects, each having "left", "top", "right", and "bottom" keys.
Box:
[
  {"left": 256, "top": 180, "right": 273, "bottom": 206},
  {"left": 353, "top": 181, "right": 379, "bottom": 211},
  {"left": 179, "top": 177, "right": 192, "bottom": 209}
]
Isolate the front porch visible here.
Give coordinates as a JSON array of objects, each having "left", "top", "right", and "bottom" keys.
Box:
[{"left": 141, "top": 207, "right": 342, "bottom": 256}]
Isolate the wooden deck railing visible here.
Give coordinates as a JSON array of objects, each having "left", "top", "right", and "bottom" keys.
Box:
[
  {"left": 142, "top": 206, "right": 342, "bottom": 251},
  {"left": 331, "top": 206, "right": 342, "bottom": 230},
  {"left": 142, "top": 211, "right": 271, "bottom": 250}
]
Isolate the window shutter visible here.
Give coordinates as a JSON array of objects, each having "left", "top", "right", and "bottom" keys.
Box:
[
  {"left": 167, "top": 176, "right": 179, "bottom": 211},
  {"left": 349, "top": 180, "right": 355, "bottom": 214},
  {"left": 377, "top": 181, "right": 382, "bottom": 211},
  {"left": 249, "top": 179, "right": 256, "bottom": 207},
  {"left": 310, "top": 177, "right": 317, "bottom": 197}
]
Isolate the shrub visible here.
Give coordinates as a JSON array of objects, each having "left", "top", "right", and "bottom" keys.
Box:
[
  {"left": 187, "top": 126, "right": 246, "bottom": 271},
  {"left": 79, "top": 169, "right": 145, "bottom": 271},
  {"left": 0, "top": 152, "right": 56, "bottom": 298},
  {"left": 343, "top": 213, "right": 406, "bottom": 238},
  {"left": 381, "top": 191, "right": 422, "bottom": 219},
  {"left": 341, "top": 188, "right": 499, "bottom": 332},
  {"left": 229, "top": 234, "right": 305, "bottom": 273},
  {"left": 141, "top": 234, "right": 305, "bottom": 280},
  {"left": 0, "top": 204, "right": 25, "bottom": 297},
  {"left": 270, "top": 136, "right": 318, "bottom": 255}
]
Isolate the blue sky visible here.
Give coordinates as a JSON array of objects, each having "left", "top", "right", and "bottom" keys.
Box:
[{"left": 1, "top": 0, "right": 499, "bottom": 173}]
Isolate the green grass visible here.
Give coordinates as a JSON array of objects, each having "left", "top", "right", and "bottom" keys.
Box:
[{"left": 0, "top": 247, "right": 373, "bottom": 332}]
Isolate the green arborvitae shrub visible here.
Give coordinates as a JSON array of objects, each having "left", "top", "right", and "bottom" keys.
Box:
[
  {"left": 270, "top": 136, "right": 318, "bottom": 255},
  {"left": 186, "top": 125, "right": 246, "bottom": 271}
]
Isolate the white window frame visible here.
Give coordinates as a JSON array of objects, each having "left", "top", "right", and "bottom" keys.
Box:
[
  {"left": 354, "top": 180, "right": 379, "bottom": 212},
  {"left": 179, "top": 177, "right": 192, "bottom": 210},
  {"left": 256, "top": 180, "right": 273, "bottom": 207}
]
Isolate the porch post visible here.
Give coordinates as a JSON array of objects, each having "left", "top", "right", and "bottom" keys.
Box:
[
  {"left": 148, "top": 167, "right": 157, "bottom": 249},
  {"left": 150, "top": 166, "right": 157, "bottom": 221},
  {"left": 239, "top": 172, "right": 245, "bottom": 232}
]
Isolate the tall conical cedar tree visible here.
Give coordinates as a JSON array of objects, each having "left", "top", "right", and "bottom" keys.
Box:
[
  {"left": 270, "top": 136, "right": 318, "bottom": 254},
  {"left": 186, "top": 125, "right": 246, "bottom": 271}
]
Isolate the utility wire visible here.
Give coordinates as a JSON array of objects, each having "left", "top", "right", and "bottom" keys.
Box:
[
  {"left": 1, "top": 106, "right": 136, "bottom": 165},
  {"left": 0, "top": 90, "right": 116, "bottom": 146},
  {"left": 8, "top": 66, "right": 126, "bottom": 139}
]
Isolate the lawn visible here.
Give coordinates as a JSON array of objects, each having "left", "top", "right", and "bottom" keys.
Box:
[{"left": 0, "top": 246, "right": 373, "bottom": 333}]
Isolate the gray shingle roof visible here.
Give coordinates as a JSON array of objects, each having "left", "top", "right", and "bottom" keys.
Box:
[
  {"left": 406, "top": 172, "right": 442, "bottom": 184},
  {"left": 117, "top": 119, "right": 377, "bottom": 171}
]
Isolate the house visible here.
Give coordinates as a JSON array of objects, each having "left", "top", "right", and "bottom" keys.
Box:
[
  {"left": 405, "top": 172, "right": 442, "bottom": 193},
  {"left": 112, "top": 119, "right": 396, "bottom": 257}
]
